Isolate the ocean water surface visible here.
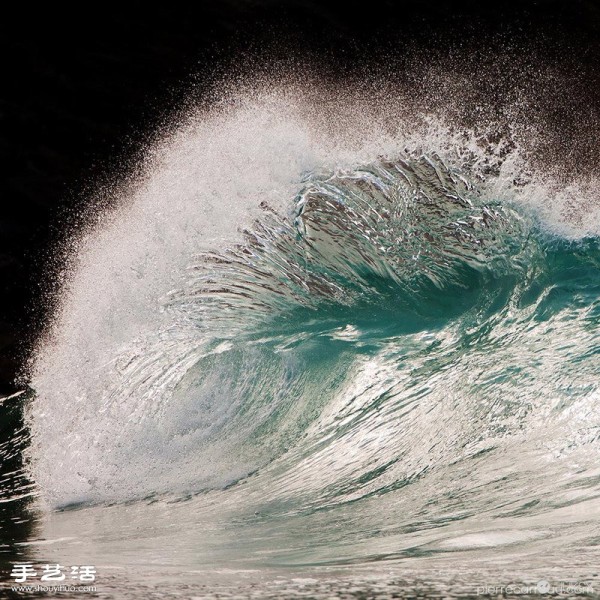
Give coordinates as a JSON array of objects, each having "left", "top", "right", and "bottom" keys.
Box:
[{"left": 2, "top": 86, "right": 599, "bottom": 598}]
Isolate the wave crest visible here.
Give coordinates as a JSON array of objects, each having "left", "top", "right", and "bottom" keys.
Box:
[{"left": 25, "top": 94, "right": 599, "bottom": 561}]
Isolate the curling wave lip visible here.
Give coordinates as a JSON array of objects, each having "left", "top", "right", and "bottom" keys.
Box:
[{"left": 23, "top": 92, "right": 600, "bottom": 574}]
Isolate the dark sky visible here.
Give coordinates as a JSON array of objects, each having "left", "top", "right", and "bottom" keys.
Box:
[{"left": 1, "top": 0, "right": 599, "bottom": 393}]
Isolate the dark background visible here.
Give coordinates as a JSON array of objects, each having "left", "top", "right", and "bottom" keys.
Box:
[{"left": 1, "top": 0, "right": 600, "bottom": 398}]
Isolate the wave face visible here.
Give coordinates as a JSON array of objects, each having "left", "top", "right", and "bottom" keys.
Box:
[{"left": 26, "top": 92, "right": 600, "bottom": 566}]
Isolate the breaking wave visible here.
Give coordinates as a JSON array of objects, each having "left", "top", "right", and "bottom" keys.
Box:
[{"left": 24, "top": 88, "right": 600, "bottom": 566}]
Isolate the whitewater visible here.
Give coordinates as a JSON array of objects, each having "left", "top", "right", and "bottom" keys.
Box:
[{"left": 12, "top": 83, "right": 600, "bottom": 597}]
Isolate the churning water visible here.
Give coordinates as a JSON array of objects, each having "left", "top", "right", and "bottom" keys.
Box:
[{"left": 5, "top": 84, "right": 600, "bottom": 597}]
